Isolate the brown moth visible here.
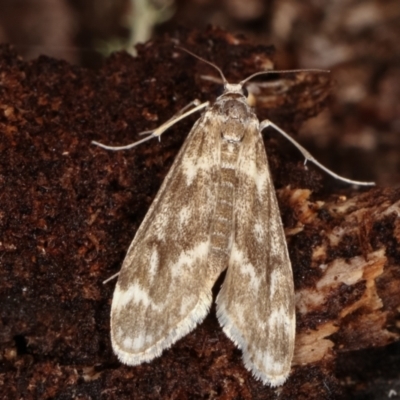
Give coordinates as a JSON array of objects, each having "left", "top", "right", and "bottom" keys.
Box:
[{"left": 93, "top": 49, "right": 374, "bottom": 386}]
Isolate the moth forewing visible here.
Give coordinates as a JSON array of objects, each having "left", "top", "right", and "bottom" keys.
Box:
[
  {"left": 216, "top": 120, "right": 295, "bottom": 387},
  {"left": 110, "top": 110, "right": 224, "bottom": 366}
]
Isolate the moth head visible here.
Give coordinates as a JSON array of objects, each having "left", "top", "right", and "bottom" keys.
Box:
[
  {"left": 223, "top": 83, "right": 248, "bottom": 96},
  {"left": 214, "top": 82, "right": 248, "bottom": 99}
]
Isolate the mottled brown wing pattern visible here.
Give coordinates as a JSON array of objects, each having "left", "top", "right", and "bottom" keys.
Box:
[
  {"left": 102, "top": 49, "right": 374, "bottom": 387},
  {"left": 111, "top": 110, "right": 225, "bottom": 365},
  {"left": 216, "top": 124, "right": 295, "bottom": 387}
]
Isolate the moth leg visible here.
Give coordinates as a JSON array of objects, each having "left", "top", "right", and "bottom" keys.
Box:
[
  {"left": 137, "top": 100, "right": 204, "bottom": 137},
  {"left": 260, "top": 119, "right": 375, "bottom": 186},
  {"left": 92, "top": 100, "right": 209, "bottom": 151}
]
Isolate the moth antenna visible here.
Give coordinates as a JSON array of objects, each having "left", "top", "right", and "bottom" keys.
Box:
[
  {"left": 240, "top": 68, "right": 330, "bottom": 86},
  {"left": 176, "top": 46, "right": 228, "bottom": 84}
]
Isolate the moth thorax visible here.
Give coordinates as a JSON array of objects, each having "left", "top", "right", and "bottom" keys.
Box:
[{"left": 221, "top": 99, "right": 248, "bottom": 120}]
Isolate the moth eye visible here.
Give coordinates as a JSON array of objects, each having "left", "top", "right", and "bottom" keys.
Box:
[
  {"left": 215, "top": 85, "right": 224, "bottom": 97},
  {"left": 242, "top": 86, "right": 249, "bottom": 98}
]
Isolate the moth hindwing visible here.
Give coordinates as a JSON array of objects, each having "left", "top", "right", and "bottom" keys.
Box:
[{"left": 109, "top": 80, "right": 295, "bottom": 387}]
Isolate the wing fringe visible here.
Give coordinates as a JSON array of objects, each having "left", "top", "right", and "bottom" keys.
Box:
[{"left": 112, "top": 291, "right": 213, "bottom": 365}]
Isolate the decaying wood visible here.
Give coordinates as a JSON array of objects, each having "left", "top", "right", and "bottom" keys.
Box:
[
  {"left": 0, "top": 28, "right": 399, "bottom": 399},
  {"left": 283, "top": 188, "right": 400, "bottom": 364}
]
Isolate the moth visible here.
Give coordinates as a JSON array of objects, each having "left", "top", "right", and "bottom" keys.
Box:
[{"left": 93, "top": 48, "right": 374, "bottom": 386}]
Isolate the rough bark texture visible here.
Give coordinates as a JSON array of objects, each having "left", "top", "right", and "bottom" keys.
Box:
[{"left": 0, "top": 27, "right": 399, "bottom": 399}]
